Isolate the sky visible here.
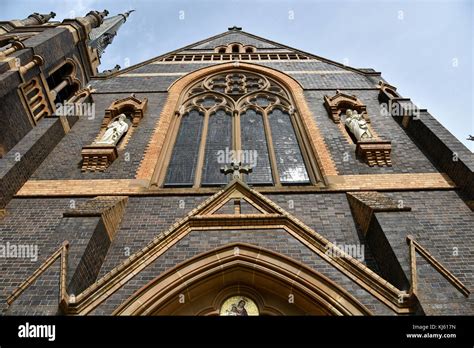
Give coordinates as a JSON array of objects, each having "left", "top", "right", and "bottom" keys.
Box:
[{"left": 1, "top": 0, "right": 473, "bottom": 150}]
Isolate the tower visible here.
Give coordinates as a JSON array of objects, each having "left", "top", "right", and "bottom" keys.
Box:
[
  {"left": 0, "top": 18, "right": 472, "bottom": 316},
  {"left": 0, "top": 9, "right": 132, "bottom": 208}
]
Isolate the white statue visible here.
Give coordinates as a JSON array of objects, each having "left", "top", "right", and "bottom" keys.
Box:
[
  {"left": 96, "top": 114, "right": 129, "bottom": 145},
  {"left": 344, "top": 109, "right": 372, "bottom": 141}
]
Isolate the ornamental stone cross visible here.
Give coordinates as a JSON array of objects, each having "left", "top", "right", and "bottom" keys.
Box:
[{"left": 220, "top": 162, "right": 253, "bottom": 180}]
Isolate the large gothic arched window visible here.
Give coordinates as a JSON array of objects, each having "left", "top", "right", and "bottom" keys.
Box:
[{"left": 163, "top": 70, "right": 316, "bottom": 188}]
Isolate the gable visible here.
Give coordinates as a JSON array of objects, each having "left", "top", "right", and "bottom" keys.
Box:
[
  {"left": 68, "top": 179, "right": 413, "bottom": 314},
  {"left": 93, "top": 29, "right": 376, "bottom": 80},
  {"left": 189, "top": 31, "right": 280, "bottom": 50}
]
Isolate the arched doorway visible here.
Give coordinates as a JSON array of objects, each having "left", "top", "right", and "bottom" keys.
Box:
[{"left": 114, "top": 243, "right": 371, "bottom": 316}]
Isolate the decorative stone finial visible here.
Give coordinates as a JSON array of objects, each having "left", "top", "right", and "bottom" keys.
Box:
[
  {"left": 98, "top": 64, "right": 121, "bottom": 76},
  {"left": 21, "top": 11, "right": 57, "bottom": 25},
  {"left": 84, "top": 9, "right": 109, "bottom": 28},
  {"left": 123, "top": 10, "right": 135, "bottom": 20}
]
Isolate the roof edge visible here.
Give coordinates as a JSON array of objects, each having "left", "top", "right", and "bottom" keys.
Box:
[{"left": 93, "top": 29, "right": 381, "bottom": 79}]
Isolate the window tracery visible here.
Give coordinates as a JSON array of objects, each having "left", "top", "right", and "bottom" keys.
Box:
[{"left": 163, "top": 70, "right": 317, "bottom": 187}]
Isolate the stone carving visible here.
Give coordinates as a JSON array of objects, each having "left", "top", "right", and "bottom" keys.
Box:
[
  {"left": 96, "top": 114, "right": 129, "bottom": 145},
  {"left": 344, "top": 109, "right": 373, "bottom": 141},
  {"left": 323, "top": 91, "right": 368, "bottom": 123},
  {"left": 102, "top": 95, "right": 148, "bottom": 127},
  {"left": 98, "top": 64, "right": 121, "bottom": 76},
  {"left": 220, "top": 162, "right": 253, "bottom": 180}
]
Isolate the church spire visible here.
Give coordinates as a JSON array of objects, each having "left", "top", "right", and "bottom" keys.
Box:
[{"left": 88, "top": 10, "right": 134, "bottom": 58}]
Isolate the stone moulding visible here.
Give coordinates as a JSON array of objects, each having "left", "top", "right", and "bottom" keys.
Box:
[
  {"left": 81, "top": 144, "right": 118, "bottom": 172},
  {"left": 324, "top": 91, "right": 368, "bottom": 124},
  {"left": 7, "top": 241, "right": 69, "bottom": 308},
  {"left": 356, "top": 140, "right": 392, "bottom": 167},
  {"left": 68, "top": 85, "right": 94, "bottom": 104},
  {"left": 102, "top": 94, "right": 148, "bottom": 128},
  {"left": 377, "top": 80, "right": 400, "bottom": 103},
  {"left": 14, "top": 173, "right": 456, "bottom": 196},
  {"left": 114, "top": 243, "right": 372, "bottom": 316},
  {"left": 406, "top": 235, "right": 470, "bottom": 298}
]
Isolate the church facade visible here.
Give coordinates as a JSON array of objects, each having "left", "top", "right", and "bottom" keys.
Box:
[{"left": 0, "top": 10, "right": 472, "bottom": 316}]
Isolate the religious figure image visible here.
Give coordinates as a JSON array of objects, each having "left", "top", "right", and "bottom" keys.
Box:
[
  {"left": 96, "top": 113, "right": 129, "bottom": 145},
  {"left": 226, "top": 299, "right": 248, "bottom": 316},
  {"left": 219, "top": 296, "right": 259, "bottom": 316},
  {"left": 344, "top": 109, "right": 373, "bottom": 141}
]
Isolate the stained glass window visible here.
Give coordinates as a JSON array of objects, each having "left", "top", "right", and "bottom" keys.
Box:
[
  {"left": 201, "top": 109, "right": 232, "bottom": 186},
  {"left": 164, "top": 110, "right": 203, "bottom": 186},
  {"left": 241, "top": 109, "right": 273, "bottom": 185},
  {"left": 162, "top": 70, "right": 317, "bottom": 188},
  {"left": 268, "top": 108, "right": 310, "bottom": 184}
]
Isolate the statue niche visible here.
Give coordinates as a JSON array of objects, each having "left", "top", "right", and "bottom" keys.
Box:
[
  {"left": 81, "top": 95, "right": 147, "bottom": 172},
  {"left": 323, "top": 91, "right": 368, "bottom": 124},
  {"left": 324, "top": 91, "right": 392, "bottom": 167},
  {"left": 96, "top": 114, "right": 129, "bottom": 146}
]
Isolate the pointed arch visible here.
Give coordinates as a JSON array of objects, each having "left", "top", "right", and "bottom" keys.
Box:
[
  {"left": 54, "top": 179, "right": 415, "bottom": 315},
  {"left": 103, "top": 95, "right": 148, "bottom": 127},
  {"left": 323, "top": 91, "right": 368, "bottom": 124},
  {"left": 113, "top": 243, "right": 372, "bottom": 316},
  {"left": 137, "top": 62, "right": 337, "bottom": 187}
]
